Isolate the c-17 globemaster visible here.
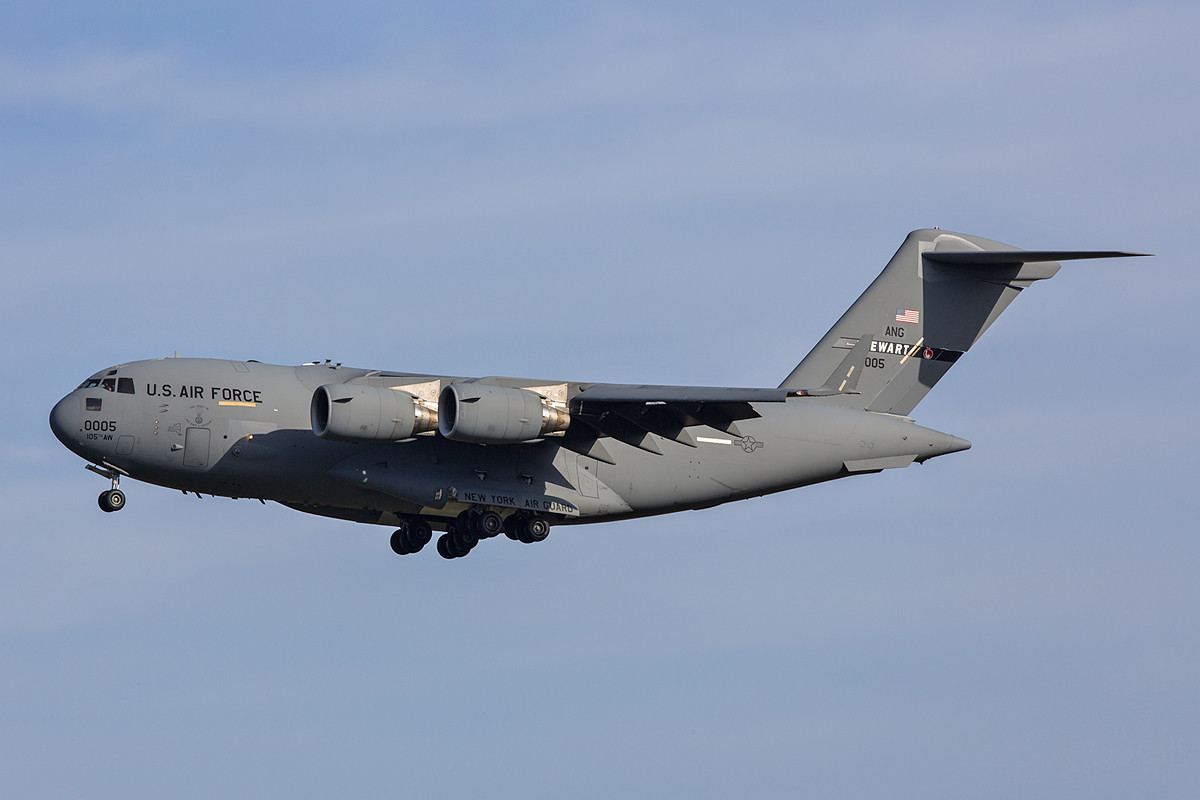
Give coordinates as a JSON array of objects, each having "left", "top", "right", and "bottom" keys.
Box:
[{"left": 49, "top": 230, "right": 1147, "bottom": 559}]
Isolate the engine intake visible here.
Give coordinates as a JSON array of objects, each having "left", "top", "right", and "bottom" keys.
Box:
[
  {"left": 311, "top": 384, "right": 437, "bottom": 442},
  {"left": 438, "top": 383, "right": 570, "bottom": 444}
]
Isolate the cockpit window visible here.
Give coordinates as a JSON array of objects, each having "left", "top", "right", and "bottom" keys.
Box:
[
  {"left": 86, "top": 398, "right": 102, "bottom": 412},
  {"left": 101, "top": 378, "right": 116, "bottom": 392},
  {"left": 117, "top": 377, "right": 135, "bottom": 394},
  {"left": 77, "top": 379, "right": 101, "bottom": 390}
]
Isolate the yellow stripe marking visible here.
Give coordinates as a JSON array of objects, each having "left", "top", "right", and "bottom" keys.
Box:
[
  {"left": 218, "top": 401, "right": 258, "bottom": 407},
  {"left": 899, "top": 337, "right": 925, "bottom": 365}
]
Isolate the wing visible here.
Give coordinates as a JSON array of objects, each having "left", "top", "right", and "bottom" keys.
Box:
[{"left": 564, "top": 384, "right": 793, "bottom": 461}]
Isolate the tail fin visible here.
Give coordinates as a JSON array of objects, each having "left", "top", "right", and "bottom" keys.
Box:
[{"left": 779, "top": 229, "right": 1147, "bottom": 415}]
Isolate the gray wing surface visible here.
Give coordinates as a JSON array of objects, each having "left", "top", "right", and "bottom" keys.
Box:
[
  {"left": 565, "top": 384, "right": 791, "bottom": 459},
  {"left": 573, "top": 385, "right": 790, "bottom": 405}
]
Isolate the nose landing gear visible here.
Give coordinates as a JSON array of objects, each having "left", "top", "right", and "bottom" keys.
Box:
[{"left": 86, "top": 463, "right": 128, "bottom": 513}]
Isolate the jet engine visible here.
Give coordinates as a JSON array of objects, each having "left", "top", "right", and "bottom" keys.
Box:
[
  {"left": 438, "top": 383, "right": 570, "bottom": 444},
  {"left": 311, "top": 384, "right": 437, "bottom": 442}
]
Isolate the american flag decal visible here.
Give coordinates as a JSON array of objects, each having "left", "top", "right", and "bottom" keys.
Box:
[{"left": 895, "top": 308, "right": 920, "bottom": 324}]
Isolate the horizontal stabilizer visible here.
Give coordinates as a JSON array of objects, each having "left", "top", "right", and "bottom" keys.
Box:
[{"left": 923, "top": 250, "right": 1150, "bottom": 266}]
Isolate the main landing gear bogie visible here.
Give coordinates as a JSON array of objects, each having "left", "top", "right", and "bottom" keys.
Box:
[
  {"left": 389, "top": 517, "right": 434, "bottom": 555},
  {"left": 505, "top": 511, "right": 550, "bottom": 544},
  {"left": 427, "top": 509, "right": 552, "bottom": 559}
]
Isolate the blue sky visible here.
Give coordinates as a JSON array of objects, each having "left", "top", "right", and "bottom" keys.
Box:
[{"left": 3, "top": 3, "right": 1198, "bottom": 797}]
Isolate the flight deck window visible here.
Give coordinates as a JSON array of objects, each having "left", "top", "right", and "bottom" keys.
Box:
[
  {"left": 117, "top": 377, "right": 135, "bottom": 394},
  {"left": 101, "top": 378, "right": 116, "bottom": 392},
  {"left": 77, "top": 379, "right": 101, "bottom": 389},
  {"left": 86, "top": 398, "right": 102, "bottom": 412}
]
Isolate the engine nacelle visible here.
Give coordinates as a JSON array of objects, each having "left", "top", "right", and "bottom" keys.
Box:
[
  {"left": 438, "top": 383, "right": 571, "bottom": 444},
  {"left": 311, "top": 384, "right": 437, "bottom": 442}
]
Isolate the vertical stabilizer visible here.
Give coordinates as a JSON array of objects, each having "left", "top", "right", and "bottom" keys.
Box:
[{"left": 780, "top": 230, "right": 1145, "bottom": 415}]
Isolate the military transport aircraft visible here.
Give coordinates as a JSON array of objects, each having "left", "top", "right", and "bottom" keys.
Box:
[{"left": 49, "top": 230, "right": 1146, "bottom": 559}]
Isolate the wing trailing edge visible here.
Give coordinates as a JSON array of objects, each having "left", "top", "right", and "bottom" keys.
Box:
[{"left": 564, "top": 384, "right": 795, "bottom": 457}]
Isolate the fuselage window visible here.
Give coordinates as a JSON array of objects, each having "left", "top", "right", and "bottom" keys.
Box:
[{"left": 117, "top": 377, "right": 135, "bottom": 394}]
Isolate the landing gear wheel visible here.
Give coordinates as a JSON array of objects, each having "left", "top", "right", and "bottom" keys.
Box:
[
  {"left": 477, "top": 510, "right": 503, "bottom": 538},
  {"left": 390, "top": 527, "right": 411, "bottom": 556},
  {"left": 98, "top": 489, "right": 125, "bottom": 513},
  {"left": 521, "top": 515, "right": 550, "bottom": 543},
  {"left": 504, "top": 515, "right": 522, "bottom": 541},
  {"left": 437, "top": 532, "right": 471, "bottom": 559},
  {"left": 451, "top": 527, "right": 478, "bottom": 552},
  {"left": 390, "top": 518, "right": 433, "bottom": 556},
  {"left": 407, "top": 519, "right": 433, "bottom": 551},
  {"left": 453, "top": 513, "right": 480, "bottom": 550},
  {"left": 528, "top": 517, "right": 550, "bottom": 542}
]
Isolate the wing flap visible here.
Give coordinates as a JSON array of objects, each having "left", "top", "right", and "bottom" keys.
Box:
[{"left": 569, "top": 384, "right": 790, "bottom": 448}]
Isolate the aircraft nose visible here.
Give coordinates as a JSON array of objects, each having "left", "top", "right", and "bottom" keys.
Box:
[{"left": 49, "top": 395, "right": 80, "bottom": 448}]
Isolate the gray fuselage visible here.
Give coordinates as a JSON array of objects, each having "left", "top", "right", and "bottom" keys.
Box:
[{"left": 49, "top": 357, "right": 968, "bottom": 532}]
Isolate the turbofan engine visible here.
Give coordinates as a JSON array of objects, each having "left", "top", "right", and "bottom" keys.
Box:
[
  {"left": 438, "top": 383, "right": 570, "bottom": 444},
  {"left": 311, "top": 384, "right": 437, "bottom": 442}
]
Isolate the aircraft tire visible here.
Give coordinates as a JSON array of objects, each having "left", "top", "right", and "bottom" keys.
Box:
[
  {"left": 523, "top": 516, "right": 550, "bottom": 543},
  {"left": 477, "top": 510, "right": 503, "bottom": 538},
  {"left": 503, "top": 514, "right": 523, "bottom": 540},
  {"left": 451, "top": 515, "right": 479, "bottom": 550},
  {"left": 447, "top": 532, "right": 474, "bottom": 559},
  {"left": 390, "top": 528, "right": 411, "bottom": 556},
  {"left": 436, "top": 534, "right": 455, "bottom": 559},
  {"left": 451, "top": 528, "right": 478, "bottom": 552},
  {"left": 98, "top": 489, "right": 125, "bottom": 513},
  {"left": 456, "top": 510, "right": 480, "bottom": 539},
  {"left": 407, "top": 519, "right": 433, "bottom": 551}
]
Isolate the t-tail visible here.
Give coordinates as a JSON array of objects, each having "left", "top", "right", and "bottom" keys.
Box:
[{"left": 779, "top": 229, "right": 1148, "bottom": 415}]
